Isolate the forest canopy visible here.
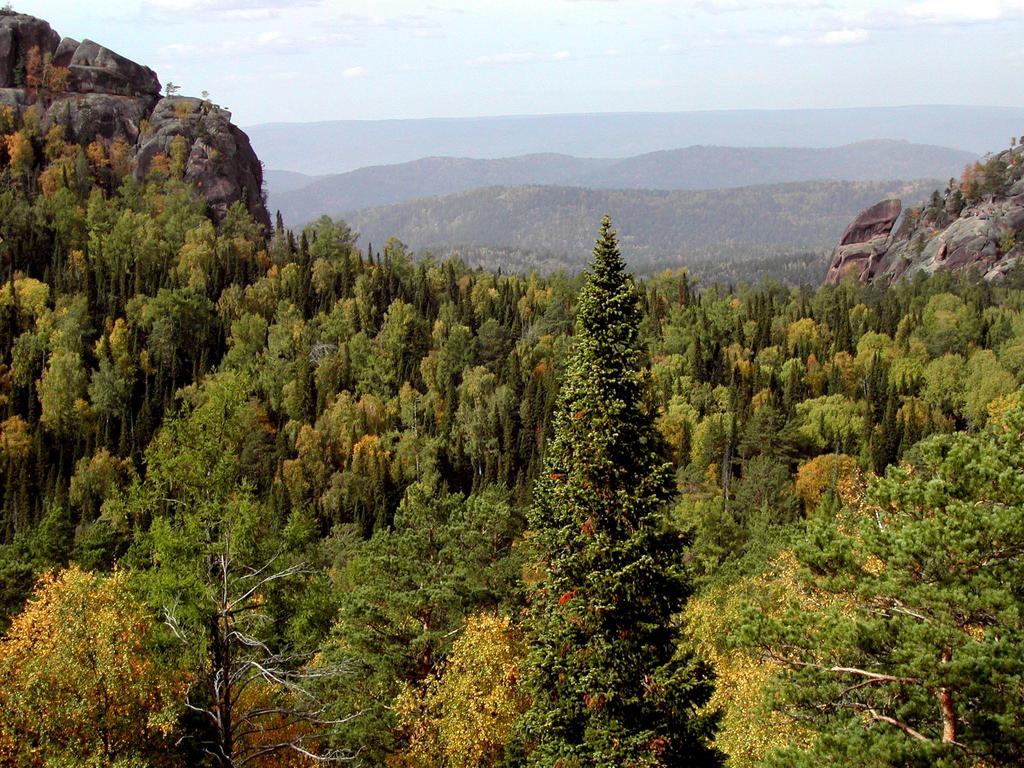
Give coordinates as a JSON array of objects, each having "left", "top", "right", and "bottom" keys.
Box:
[{"left": 1, "top": 100, "right": 1024, "bottom": 767}]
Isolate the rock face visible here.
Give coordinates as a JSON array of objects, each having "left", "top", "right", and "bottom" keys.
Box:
[
  {"left": 0, "top": 10, "right": 269, "bottom": 230},
  {"left": 838, "top": 198, "right": 902, "bottom": 246},
  {"left": 138, "top": 97, "right": 267, "bottom": 224},
  {"left": 0, "top": 13, "right": 59, "bottom": 87},
  {"left": 67, "top": 39, "right": 161, "bottom": 98},
  {"left": 825, "top": 146, "right": 1024, "bottom": 284},
  {"left": 825, "top": 199, "right": 903, "bottom": 283}
]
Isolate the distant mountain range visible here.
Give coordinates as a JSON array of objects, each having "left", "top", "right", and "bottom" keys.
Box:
[
  {"left": 267, "top": 140, "right": 975, "bottom": 227},
  {"left": 343, "top": 179, "right": 942, "bottom": 274},
  {"left": 247, "top": 105, "right": 1018, "bottom": 175}
]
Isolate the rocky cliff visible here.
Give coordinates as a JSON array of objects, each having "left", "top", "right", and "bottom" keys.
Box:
[
  {"left": 825, "top": 146, "right": 1024, "bottom": 284},
  {"left": 0, "top": 11, "right": 269, "bottom": 230}
]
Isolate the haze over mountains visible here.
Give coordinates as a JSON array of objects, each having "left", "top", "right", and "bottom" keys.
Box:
[
  {"left": 267, "top": 140, "right": 973, "bottom": 228},
  {"left": 248, "top": 105, "right": 1018, "bottom": 175},
  {"left": 256, "top": 105, "right": 1010, "bottom": 280}
]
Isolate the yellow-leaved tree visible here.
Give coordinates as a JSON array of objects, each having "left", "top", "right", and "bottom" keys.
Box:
[
  {"left": 685, "top": 553, "right": 817, "bottom": 766},
  {"left": 394, "top": 613, "right": 528, "bottom": 768},
  {"left": 0, "top": 567, "right": 187, "bottom": 767}
]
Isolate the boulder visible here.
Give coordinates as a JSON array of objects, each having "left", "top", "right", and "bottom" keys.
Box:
[
  {"left": 825, "top": 199, "right": 904, "bottom": 284},
  {"left": 0, "top": 12, "right": 60, "bottom": 87},
  {"left": 838, "top": 198, "right": 902, "bottom": 245},
  {"left": 53, "top": 36, "right": 78, "bottom": 68},
  {"left": 69, "top": 40, "right": 160, "bottom": 98}
]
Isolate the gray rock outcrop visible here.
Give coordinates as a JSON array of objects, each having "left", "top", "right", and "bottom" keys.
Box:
[
  {"left": 0, "top": 10, "right": 269, "bottom": 231},
  {"left": 826, "top": 146, "right": 1024, "bottom": 284},
  {"left": 825, "top": 199, "right": 902, "bottom": 283},
  {"left": 0, "top": 13, "right": 59, "bottom": 87}
]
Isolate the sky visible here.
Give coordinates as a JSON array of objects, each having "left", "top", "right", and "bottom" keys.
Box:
[{"left": 11, "top": 0, "right": 1024, "bottom": 127}]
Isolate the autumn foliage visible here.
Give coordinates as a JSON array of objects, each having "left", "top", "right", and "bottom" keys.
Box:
[
  {"left": 0, "top": 568, "right": 187, "bottom": 767},
  {"left": 395, "top": 614, "right": 528, "bottom": 768}
]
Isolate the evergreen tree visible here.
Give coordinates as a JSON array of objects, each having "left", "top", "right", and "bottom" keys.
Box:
[
  {"left": 518, "top": 217, "right": 720, "bottom": 767},
  {"left": 746, "top": 400, "right": 1024, "bottom": 766}
]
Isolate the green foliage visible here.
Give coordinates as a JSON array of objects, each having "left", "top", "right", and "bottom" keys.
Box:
[
  {"left": 325, "top": 485, "right": 525, "bottom": 761},
  {"left": 0, "top": 568, "right": 185, "bottom": 767},
  {"left": 5, "top": 108, "right": 1024, "bottom": 768},
  {"left": 518, "top": 217, "right": 720, "bottom": 766},
  {"left": 744, "top": 397, "right": 1024, "bottom": 766}
]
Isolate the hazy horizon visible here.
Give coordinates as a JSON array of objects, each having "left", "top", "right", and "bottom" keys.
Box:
[{"left": 242, "top": 102, "right": 1024, "bottom": 129}]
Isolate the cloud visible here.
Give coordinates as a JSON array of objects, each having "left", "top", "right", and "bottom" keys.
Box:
[
  {"left": 692, "top": 0, "right": 828, "bottom": 12},
  {"left": 342, "top": 66, "right": 368, "bottom": 78},
  {"left": 158, "top": 28, "right": 354, "bottom": 59},
  {"left": 903, "top": 0, "right": 1024, "bottom": 23},
  {"left": 816, "top": 27, "right": 869, "bottom": 44},
  {"left": 145, "top": 0, "right": 441, "bottom": 31},
  {"left": 775, "top": 26, "right": 870, "bottom": 46},
  {"left": 469, "top": 50, "right": 573, "bottom": 66},
  {"left": 145, "top": 0, "right": 322, "bottom": 19}
]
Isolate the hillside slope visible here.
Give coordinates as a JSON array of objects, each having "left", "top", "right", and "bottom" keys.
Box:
[
  {"left": 269, "top": 153, "right": 614, "bottom": 227},
  {"left": 577, "top": 140, "right": 973, "bottom": 191},
  {"left": 270, "top": 141, "right": 973, "bottom": 227},
  {"left": 345, "top": 179, "right": 942, "bottom": 272}
]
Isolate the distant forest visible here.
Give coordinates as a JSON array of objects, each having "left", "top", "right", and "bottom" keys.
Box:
[
  {"left": 344, "top": 179, "right": 940, "bottom": 272},
  {"left": 267, "top": 140, "right": 973, "bottom": 226}
]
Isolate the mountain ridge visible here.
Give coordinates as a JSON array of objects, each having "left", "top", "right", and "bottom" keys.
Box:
[
  {"left": 269, "top": 140, "right": 973, "bottom": 228},
  {"left": 247, "top": 105, "right": 1024, "bottom": 175}
]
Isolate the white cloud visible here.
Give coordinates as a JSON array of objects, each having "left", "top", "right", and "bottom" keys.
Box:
[
  {"left": 146, "top": 0, "right": 321, "bottom": 18},
  {"left": 817, "top": 27, "right": 870, "bottom": 45},
  {"left": 158, "top": 28, "right": 354, "bottom": 59},
  {"left": 775, "top": 26, "right": 870, "bottom": 47},
  {"left": 693, "top": 0, "right": 827, "bottom": 12},
  {"left": 342, "top": 65, "right": 368, "bottom": 78},
  {"left": 904, "top": 0, "right": 1024, "bottom": 23},
  {"left": 469, "top": 50, "right": 574, "bottom": 66}
]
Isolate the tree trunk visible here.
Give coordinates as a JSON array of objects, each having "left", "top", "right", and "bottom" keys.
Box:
[{"left": 937, "top": 648, "right": 956, "bottom": 744}]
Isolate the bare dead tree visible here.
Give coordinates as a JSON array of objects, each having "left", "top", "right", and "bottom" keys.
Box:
[{"left": 164, "top": 535, "right": 360, "bottom": 767}]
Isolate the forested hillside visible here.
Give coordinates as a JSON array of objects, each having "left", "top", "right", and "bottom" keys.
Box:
[
  {"left": 268, "top": 141, "right": 972, "bottom": 227},
  {"left": 3, "top": 83, "right": 1024, "bottom": 766},
  {"left": 344, "top": 179, "right": 940, "bottom": 272}
]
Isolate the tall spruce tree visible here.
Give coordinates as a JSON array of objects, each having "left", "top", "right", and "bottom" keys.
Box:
[{"left": 518, "top": 217, "right": 720, "bottom": 767}]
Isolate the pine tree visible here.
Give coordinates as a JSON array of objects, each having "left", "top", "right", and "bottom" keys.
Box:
[
  {"left": 518, "top": 216, "right": 720, "bottom": 767},
  {"left": 747, "top": 400, "right": 1024, "bottom": 766}
]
